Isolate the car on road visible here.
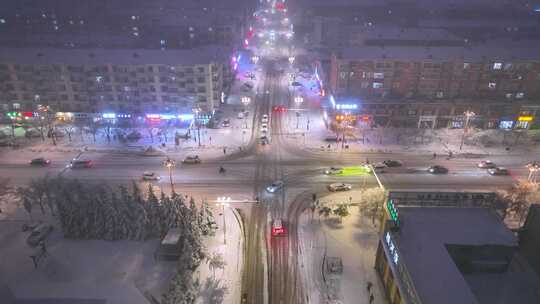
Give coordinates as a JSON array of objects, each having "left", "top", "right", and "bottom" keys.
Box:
[
  {"left": 488, "top": 167, "right": 509, "bottom": 176},
  {"left": 324, "top": 167, "right": 343, "bottom": 175},
  {"left": 328, "top": 183, "right": 352, "bottom": 192},
  {"left": 478, "top": 160, "right": 496, "bottom": 168},
  {"left": 221, "top": 119, "right": 230, "bottom": 127},
  {"left": 372, "top": 163, "right": 387, "bottom": 170},
  {"left": 261, "top": 114, "right": 269, "bottom": 123},
  {"left": 26, "top": 223, "right": 54, "bottom": 247},
  {"left": 182, "top": 155, "right": 201, "bottom": 164},
  {"left": 70, "top": 159, "right": 92, "bottom": 168},
  {"left": 383, "top": 160, "right": 402, "bottom": 167},
  {"left": 271, "top": 219, "right": 287, "bottom": 237},
  {"left": 237, "top": 112, "right": 245, "bottom": 119},
  {"left": 142, "top": 172, "right": 161, "bottom": 181},
  {"left": 30, "top": 158, "right": 51, "bottom": 166},
  {"left": 260, "top": 136, "right": 269, "bottom": 145},
  {"left": 428, "top": 165, "right": 448, "bottom": 174},
  {"left": 266, "top": 180, "right": 284, "bottom": 193},
  {"left": 261, "top": 123, "right": 268, "bottom": 132}
]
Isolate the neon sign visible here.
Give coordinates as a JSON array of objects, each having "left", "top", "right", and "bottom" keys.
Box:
[
  {"left": 336, "top": 104, "right": 358, "bottom": 110},
  {"left": 385, "top": 232, "right": 399, "bottom": 265}
]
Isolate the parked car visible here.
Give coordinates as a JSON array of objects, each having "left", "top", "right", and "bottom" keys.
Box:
[
  {"left": 30, "top": 158, "right": 51, "bottom": 166},
  {"left": 237, "top": 112, "right": 245, "bottom": 119},
  {"left": 488, "top": 167, "right": 509, "bottom": 176},
  {"left": 478, "top": 160, "right": 496, "bottom": 168},
  {"left": 26, "top": 223, "right": 54, "bottom": 247},
  {"left": 182, "top": 155, "right": 201, "bottom": 164},
  {"left": 271, "top": 219, "right": 287, "bottom": 237},
  {"left": 142, "top": 172, "right": 161, "bottom": 181},
  {"left": 260, "top": 136, "right": 269, "bottom": 145},
  {"left": 261, "top": 114, "right": 269, "bottom": 123},
  {"left": 266, "top": 180, "right": 284, "bottom": 193},
  {"left": 221, "top": 119, "right": 231, "bottom": 127},
  {"left": 328, "top": 183, "right": 352, "bottom": 192},
  {"left": 428, "top": 165, "right": 448, "bottom": 174},
  {"left": 324, "top": 167, "right": 343, "bottom": 175},
  {"left": 70, "top": 159, "right": 92, "bottom": 168},
  {"left": 383, "top": 160, "right": 402, "bottom": 167}
]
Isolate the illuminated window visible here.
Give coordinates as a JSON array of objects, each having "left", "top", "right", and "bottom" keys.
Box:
[
  {"left": 516, "top": 92, "right": 524, "bottom": 99},
  {"left": 373, "top": 82, "right": 383, "bottom": 89},
  {"left": 493, "top": 62, "right": 502, "bottom": 70},
  {"left": 463, "top": 63, "right": 470, "bottom": 69},
  {"left": 436, "top": 91, "right": 444, "bottom": 98},
  {"left": 488, "top": 82, "right": 496, "bottom": 89},
  {"left": 373, "top": 72, "right": 384, "bottom": 79},
  {"left": 505, "top": 93, "right": 513, "bottom": 99}
]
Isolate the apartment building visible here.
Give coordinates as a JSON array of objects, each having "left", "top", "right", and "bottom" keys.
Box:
[
  {"left": 330, "top": 46, "right": 540, "bottom": 100},
  {"left": 0, "top": 47, "right": 230, "bottom": 114}
]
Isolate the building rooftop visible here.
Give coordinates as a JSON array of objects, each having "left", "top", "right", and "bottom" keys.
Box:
[
  {"left": 393, "top": 207, "right": 540, "bottom": 304},
  {"left": 338, "top": 44, "right": 540, "bottom": 61},
  {"left": 0, "top": 46, "right": 230, "bottom": 65}
]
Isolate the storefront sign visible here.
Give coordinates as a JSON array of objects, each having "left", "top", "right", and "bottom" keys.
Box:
[
  {"left": 518, "top": 116, "right": 533, "bottom": 122},
  {"left": 385, "top": 232, "right": 399, "bottom": 265}
]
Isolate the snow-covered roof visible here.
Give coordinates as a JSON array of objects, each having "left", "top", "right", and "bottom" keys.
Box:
[
  {"left": 346, "top": 26, "right": 462, "bottom": 42},
  {"left": 0, "top": 46, "right": 230, "bottom": 65},
  {"left": 393, "top": 207, "right": 517, "bottom": 304},
  {"left": 338, "top": 45, "right": 540, "bottom": 62}
]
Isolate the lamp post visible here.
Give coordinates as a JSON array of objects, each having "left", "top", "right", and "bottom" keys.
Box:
[
  {"left": 459, "top": 110, "right": 475, "bottom": 151},
  {"left": 217, "top": 196, "right": 231, "bottom": 244},
  {"left": 527, "top": 162, "right": 540, "bottom": 184},
  {"left": 241, "top": 96, "right": 251, "bottom": 129},
  {"left": 163, "top": 157, "right": 176, "bottom": 193}
]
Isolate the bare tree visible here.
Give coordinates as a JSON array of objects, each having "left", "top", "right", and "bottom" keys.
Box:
[
  {"left": 333, "top": 203, "right": 350, "bottom": 223},
  {"left": 206, "top": 252, "right": 226, "bottom": 278},
  {"left": 497, "top": 182, "right": 540, "bottom": 226},
  {"left": 358, "top": 187, "right": 386, "bottom": 225}
]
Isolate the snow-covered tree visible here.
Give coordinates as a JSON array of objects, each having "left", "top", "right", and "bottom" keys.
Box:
[
  {"left": 333, "top": 203, "right": 350, "bottom": 223},
  {"left": 358, "top": 187, "right": 386, "bottom": 224},
  {"left": 206, "top": 252, "right": 226, "bottom": 278}
]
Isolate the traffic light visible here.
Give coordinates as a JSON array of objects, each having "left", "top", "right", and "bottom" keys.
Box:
[{"left": 7, "top": 111, "right": 19, "bottom": 118}]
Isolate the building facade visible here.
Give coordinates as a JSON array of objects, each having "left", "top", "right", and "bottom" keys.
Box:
[{"left": 0, "top": 47, "right": 230, "bottom": 114}]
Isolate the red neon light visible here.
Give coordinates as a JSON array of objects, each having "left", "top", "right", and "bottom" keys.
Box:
[{"left": 22, "top": 111, "right": 33, "bottom": 118}]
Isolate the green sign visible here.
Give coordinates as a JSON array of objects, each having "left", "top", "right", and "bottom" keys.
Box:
[{"left": 387, "top": 199, "right": 399, "bottom": 225}]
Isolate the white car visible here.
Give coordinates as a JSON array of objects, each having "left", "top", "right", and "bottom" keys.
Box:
[
  {"left": 324, "top": 167, "right": 343, "bottom": 175},
  {"left": 266, "top": 180, "right": 284, "bottom": 193},
  {"left": 182, "top": 155, "right": 201, "bottom": 164},
  {"left": 328, "top": 183, "right": 352, "bottom": 192},
  {"left": 142, "top": 172, "right": 161, "bottom": 181},
  {"left": 478, "top": 160, "right": 496, "bottom": 169},
  {"left": 262, "top": 114, "right": 269, "bottom": 123},
  {"left": 261, "top": 124, "right": 268, "bottom": 132}
]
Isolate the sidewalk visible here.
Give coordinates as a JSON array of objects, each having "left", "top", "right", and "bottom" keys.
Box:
[
  {"left": 298, "top": 190, "right": 387, "bottom": 304},
  {"left": 196, "top": 206, "right": 243, "bottom": 304}
]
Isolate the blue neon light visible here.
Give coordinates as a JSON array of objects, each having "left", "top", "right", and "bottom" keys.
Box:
[
  {"left": 336, "top": 104, "right": 358, "bottom": 110},
  {"left": 102, "top": 113, "right": 116, "bottom": 119}
]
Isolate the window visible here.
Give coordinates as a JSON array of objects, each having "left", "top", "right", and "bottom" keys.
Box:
[
  {"left": 493, "top": 62, "right": 502, "bottom": 70},
  {"left": 463, "top": 63, "right": 470, "bottom": 69},
  {"left": 197, "top": 67, "right": 204, "bottom": 73},
  {"left": 504, "top": 63, "right": 512, "bottom": 70},
  {"left": 436, "top": 91, "right": 444, "bottom": 98},
  {"left": 361, "top": 82, "right": 369, "bottom": 89},
  {"left": 392, "top": 82, "right": 400, "bottom": 89},
  {"left": 488, "top": 82, "right": 496, "bottom": 89},
  {"left": 505, "top": 93, "right": 513, "bottom": 99},
  {"left": 373, "top": 82, "right": 383, "bottom": 89},
  {"left": 408, "top": 109, "right": 417, "bottom": 116},
  {"left": 516, "top": 92, "right": 524, "bottom": 99},
  {"left": 339, "top": 72, "right": 347, "bottom": 80},
  {"left": 373, "top": 72, "right": 384, "bottom": 79}
]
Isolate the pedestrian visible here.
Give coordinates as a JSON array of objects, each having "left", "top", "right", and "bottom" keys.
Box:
[
  {"left": 223, "top": 147, "right": 226, "bottom": 154},
  {"left": 366, "top": 281, "right": 373, "bottom": 292},
  {"left": 433, "top": 152, "right": 437, "bottom": 159},
  {"left": 369, "top": 294, "right": 374, "bottom": 304},
  {"left": 366, "top": 157, "right": 370, "bottom": 165},
  {"left": 209, "top": 136, "right": 212, "bottom": 145}
]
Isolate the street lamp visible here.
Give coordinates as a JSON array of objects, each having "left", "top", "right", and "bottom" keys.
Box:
[
  {"left": 216, "top": 196, "right": 231, "bottom": 244},
  {"left": 163, "top": 157, "right": 176, "bottom": 193},
  {"left": 459, "top": 110, "right": 476, "bottom": 151},
  {"left": 527, "top": 162, "right": 540, "bottom": 184}
]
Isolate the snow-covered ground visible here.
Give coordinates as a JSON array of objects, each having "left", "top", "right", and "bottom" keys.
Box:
[
  {"left": 281, "top": 108, "right": 540, "bottom": 158},
  {"left": 298, "top": 190, "right": 387, "bottom": 304},
  {"left": 0, "top": 194, "right": 243, "bottom": 304}
]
